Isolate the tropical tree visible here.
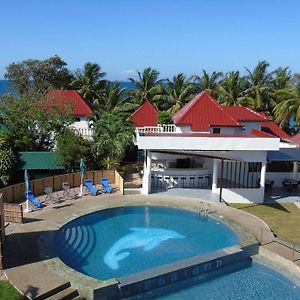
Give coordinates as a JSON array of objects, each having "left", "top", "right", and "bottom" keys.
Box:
[
  {"left": 273, "top": 80, "right": 300, "bottom": 128},
  {"left": 192, "top": 70, "right": 223, "bottom": 97},
  {"left": 217, "top": 71, "right": 249, "bottom": 106},
  {"left": 128, "top": 67, "right": 164, "bottom": 109},
  {"left": 244, "top": 61, "right": 273, "bottom": 112},
  {"left": 56, "top": 128, "right": 92, "bottom": 173},
  {"left": 70, "top": 62, "right": 106, "bottom": 103},
  {"left": 93, "top": 112, "right": 134, "bottom": 161},
  {"left": 0, "top": 133, "right": 15, "bottom": 187},
  {"left": 0, "top": 93, "right": 72, "bottom": 151},
  {"left": 154, "top": 73, "right": 195, "bottom": 113},
  {"left": 4, "top": 55, "right": 73, "bottom": 95},
  {"left": 93, "top": 81, "right": 128, "bottom": 115}
]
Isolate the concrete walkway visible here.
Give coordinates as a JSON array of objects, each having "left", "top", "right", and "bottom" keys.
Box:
[{"left": 2, "top": 193, "right": 300, "bottom": 299}]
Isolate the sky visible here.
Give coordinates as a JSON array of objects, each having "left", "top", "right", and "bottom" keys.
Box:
[{"left": 1, "top": 0, "right": 300, "bottom": 80}]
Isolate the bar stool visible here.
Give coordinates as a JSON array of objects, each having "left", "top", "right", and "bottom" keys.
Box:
[
  {"left": 181, "top": 176, "right": 187, "bottom": 187},
  {"left": 157, "top": 175, "right": 163, "bottom": 189},
  {"left": 173, "top": 176, "right": 179, "bottom": 188},
  {"left": 151, "top": 174, "right": 155, "bottom": 187},
  {"left": 205, "top": 174, "right": 211, "bottom": 186},
  {"left": 189, "top": 176, "right": 195, "bottom": 187},
  {"left": 198, "top": 175, "right": 204, "bottom": 187},
  {"left": 164, "top": 176, "right": 171, "bottom": 188}
]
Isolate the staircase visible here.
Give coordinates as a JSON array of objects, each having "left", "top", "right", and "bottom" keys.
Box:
[
  {"left": 124, "top": 164, "right": 142, "bottom": 195},
  {"left": 35, "top": 282, "right": 84, "bottom": 300}
]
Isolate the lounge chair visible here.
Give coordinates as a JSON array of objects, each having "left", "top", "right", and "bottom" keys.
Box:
[
  {"left": 62, "top": 182, "right": 77, "bottom": 199},
  {"left": 25, "top": 190, "right": 42, "bottom": 208},
  {"left": 84, "top": 179, "right": 98, "bottom": 196},
  {"left": 101, "top": 177, "right": 112, "bottom": 193},
  {"left": 44, "top": 186, "right": 61, "bottom": 204}
]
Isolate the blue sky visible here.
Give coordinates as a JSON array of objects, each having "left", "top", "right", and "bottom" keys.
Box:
[{"left": 1, "top": 0, "right": 300, "bottom": 80}]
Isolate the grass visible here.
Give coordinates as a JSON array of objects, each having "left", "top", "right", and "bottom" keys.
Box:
[
  {"left": 0, "top": 281, "right": 26, "bottom": 300},
  {"left": 230, "top": 203, "right": 300, "bottom": 244}
]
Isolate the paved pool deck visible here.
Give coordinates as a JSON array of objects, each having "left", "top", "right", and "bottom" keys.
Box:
[{"left": 2, "top": 192, "right": 300, "bottom": 299}]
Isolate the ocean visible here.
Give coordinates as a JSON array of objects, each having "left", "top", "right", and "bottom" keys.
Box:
[{"left": 0, "top": 80, "right": 135, "bottom": 96}]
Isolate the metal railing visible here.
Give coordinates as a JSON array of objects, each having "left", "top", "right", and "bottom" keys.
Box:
[
  {"left": 75, "top": 128, "right": 94, "bottom": 139},
  {"left": 259, "top": 226, "right": 300, "bottom": 262}
]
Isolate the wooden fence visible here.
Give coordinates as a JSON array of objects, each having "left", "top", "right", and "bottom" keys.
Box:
[
  {"left": 0, "top": 169, "right": 124, "bottom": 204},
  {"left": 0, "top": 194, "right": 5, "bottom": 269},
  {"left": 4, "top": 203, "right": 23, "bottom": 223}
]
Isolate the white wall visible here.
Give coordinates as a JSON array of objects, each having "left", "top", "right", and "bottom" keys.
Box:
[
  {"left": 137, "top": 135, "right": 280, "bottom": 151},
  {"left": 240, "top": 122, "right": 261, "bottom": 134},
  {"left": 215, "top": 188, "right": 264, "bottom": 203},
  {"left": 72, "top": 117, "right": 90, "bottom": 130}
]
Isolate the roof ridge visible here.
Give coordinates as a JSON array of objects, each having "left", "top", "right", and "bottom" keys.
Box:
[{"left": 209, "top": 94, "right": 241, "bottom": 126}]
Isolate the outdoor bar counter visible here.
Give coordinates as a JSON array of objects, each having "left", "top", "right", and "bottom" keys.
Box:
[{"left": 151, "top": 168, "right": 211, "bottom": 188}]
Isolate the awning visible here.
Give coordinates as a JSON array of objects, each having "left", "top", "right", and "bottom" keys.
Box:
[
  {"left": 152, "top": 150, "right": 244, "bottom": 161},
  {"left": 267, "top": 148, "right": 300, "bottom": 161}
]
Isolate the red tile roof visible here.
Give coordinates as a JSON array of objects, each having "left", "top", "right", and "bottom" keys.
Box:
[
  {"left": 223, "top": 106, "right": 270, "bottom": 122},
  {"left": 290, "top": 133, "right": 300, "bottom": 145},
  {"left": 131, "top": 101, "right": 158, "bottom": 127},
  {"left": 43, "top": 90, "right": 94, "bottom": 117},
  {"left": 257, "top": 112, "right": 290, "bottom": 140},
  {"left": 173, "top": 91, "right": 242, "bottom": 131}
]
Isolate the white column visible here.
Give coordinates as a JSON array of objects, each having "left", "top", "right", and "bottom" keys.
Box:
[
  {"left": 259, "top": 158, "right": 267, "bottom": 203},
  {"left": 293, "top": 162, "right": 298, "bottom": 180},
  {"left": 212, "top": 159, "right": 219, "bottom": 193},
  {"left": 142, "top": 150, "right": 152, "bottom": 194}
]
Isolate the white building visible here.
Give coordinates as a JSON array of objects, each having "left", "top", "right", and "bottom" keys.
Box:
[
  {"left": 44, "top": 90, "right": 94, "bottom": 140},
  {"left": 132, "top": 91, "right": 300, "bottom": 203}
]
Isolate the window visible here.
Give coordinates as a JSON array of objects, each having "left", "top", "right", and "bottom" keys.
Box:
[{"left": 213, "top": 127, "right": 221, "bottom": 134}]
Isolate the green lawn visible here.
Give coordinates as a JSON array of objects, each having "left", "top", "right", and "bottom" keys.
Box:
[
  {"left": 0, "top": 281, "right": 26, "bottom": 300},
  {"left": 230, "top": 203, "right": 300, "bottom": 244}
]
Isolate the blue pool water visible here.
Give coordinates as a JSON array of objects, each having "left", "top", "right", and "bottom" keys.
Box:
[
  {"left": 54, "top": 206, "right": 240, "bottom": 280},
  {"left": 127, "top": 261, "right": 300, "bottom": 300}
]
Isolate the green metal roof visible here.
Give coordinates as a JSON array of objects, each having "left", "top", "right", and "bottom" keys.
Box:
[{"left": 18, "top": 152, "right": 64, "bottom": 170}]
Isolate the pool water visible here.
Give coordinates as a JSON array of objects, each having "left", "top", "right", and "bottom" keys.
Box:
[
  {"left": 54, "top": 206, "right": 240, "bottom": 280},
  {"left": 126, "top": 261, "right": 300, "bottom": 300}
]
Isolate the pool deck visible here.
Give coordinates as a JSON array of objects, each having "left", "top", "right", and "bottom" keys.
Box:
[{"left": 2, "top": 192, "right": 300, "bottom": 299}]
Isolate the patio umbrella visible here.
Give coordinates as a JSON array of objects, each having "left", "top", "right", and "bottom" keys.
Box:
[
  {"left": 24, "top": 169, "right": 32, "bottom": 213},
  {"left": 79, "top": 158, "right": 86, "bottom": 196}
]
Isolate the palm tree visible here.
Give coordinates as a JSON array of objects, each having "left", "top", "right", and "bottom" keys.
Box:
[
  {"left": 128, "top": 67, "right": 164, "bottom": 109},
  {"left": 273, "top": 77, "right": 300, "bottom": 128},
  {"left": 93, "top": 81, "right": 128, "bottom": 115},
  {"left": 155, "top": 73, "right": 195, "bottom": 113},
  {"left": 92, "top": 112, "right": 134, "bottom": 161},
  {"left": 70, "top": 62, "right": 106, "bottom": 102},
  {"left": 244, "top": 61, "right": 273, "bottom": 112},
  {"left": 192, "top": 70, "right": 223, "bottom": 97},
  {"left": 217, "top": 71, "right": 249, "bottom": 106}
]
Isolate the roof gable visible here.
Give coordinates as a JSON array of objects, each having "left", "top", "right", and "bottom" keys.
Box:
[
  {"left": 173, "top": 91, "right": 241, "bottom": 131},
  {"left": 257, "top": 112, "right": 290, "bottom": 140},
  {"left": 43, "top": 90, "right": 94, "bottom": 117},
  {"left": 223, "top": 106, "right": 270, "bottom": 122},
  {"left": 131, "top": 101, "right": 158, "bottom": 127}
]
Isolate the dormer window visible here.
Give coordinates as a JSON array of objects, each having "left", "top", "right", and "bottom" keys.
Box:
[{"left": 213, "top": 127, "right": 221, "bottom": 134}]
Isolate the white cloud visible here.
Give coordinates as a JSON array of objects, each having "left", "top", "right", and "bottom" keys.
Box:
[{"left": 120, "top": 69, "right": 136, "bottom": 77}]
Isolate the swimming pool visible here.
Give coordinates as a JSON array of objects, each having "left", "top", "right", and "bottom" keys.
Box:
[
  {"left": 126, "top": 261, "right": 300, "bottom": 300},
  {"left": 54, "top": 206, "right": 240, "bottom": 280}
]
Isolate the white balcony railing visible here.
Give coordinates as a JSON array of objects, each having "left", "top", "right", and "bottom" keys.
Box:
[
  {"left": 137, "top": 124, "right": 176, "bottom": 134},
  {"left": 75, "top": 127, "right": 94, "bottom": 140}
]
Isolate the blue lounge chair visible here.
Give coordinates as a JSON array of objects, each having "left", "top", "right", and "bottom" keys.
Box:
[
  {"left": 84, "top": 179, "right": 97, "bottom": 196},
  {"left": 101, "top": 177, "right": 112, "bottom": 193},
  {"left": 25, "top": 190, "right": 42, "bottom": 208}
]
